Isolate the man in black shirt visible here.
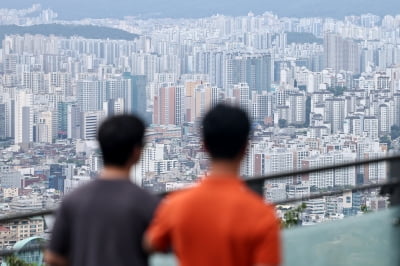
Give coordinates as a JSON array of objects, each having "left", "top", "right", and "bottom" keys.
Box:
[{"left": 45, "top": 114, "right": 159, "bottom": 266}]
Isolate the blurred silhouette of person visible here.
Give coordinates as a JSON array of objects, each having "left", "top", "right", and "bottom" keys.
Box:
[
  {"left": 145, "top": 104, "right": 281, "bottom": 266},
  {"left": 46, "top": 114, "right": 159, "bottom": 266}
]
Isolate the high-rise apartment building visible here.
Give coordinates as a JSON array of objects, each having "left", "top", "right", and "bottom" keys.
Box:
[
  {"left": 23, "top": 72, "right": 45, "bottom": 94},
  {"left": 251, "top": 91, "right": 273, "bottom": 123},
  {"left": 67, "top": 104, "right": 81, "bottom": 139},
  {"left": 14, "top": 90, "right": 34, "bottom": 144},
  {"left": 0, "top": 104, "right": 6, "bottom": 139},
  {"left": 0, "top": 92, "right": 13, "bottom": 139},
  {"left": 344, "top": 115, "right": 362, "bottom": 136},
  {"left": 378, "top": 103, "right": 391, "bottom": 136},
  {"left": 224, "top": 53, "right": 273, "bottom": 91},
  {"left": 81, "top": 111, "right": 105, "bottom": 140},
  {"left": 363, "top": 116, "right": 379, "bottom": 139},
  {"left": 288, "top": 92, "right": 306, "bottom": 125},
  {"left": 103, "top": 98, "right": 125, "bottom": 116},
  {"left": 185, "top": 83, "right": 215, "bottom": 123},
  {"left": 324, "top": 33, "right": 360, "bottom": 74},
  {"left": 77, "top": 80, "right": 106, "bottom": 112},
  {"left": 393, "top": 93, "right": 400, "bottom": 126},
  {"left": 36, "top": 111, "right": 57, "bottom": 143},
  {"left": 122, "top": 73, "right": 148, "bottom": 118},
  {"left": 49, "top": 72, "right": 72, "bottom": 97},
  {"left": 245, "top": 54, "right": 273, "bottom": 92},
  {"left": 302, "top": 155, "right": 335, "bottom": 188},
  {"left": 57, "top": 102, "right": 69, "bottom": 138},
  {"left": 325, "top": 97, "right": 345, "bottom": 133},
  {"left": 153, "top": 84, "right": 185, "bottom": 125},
  {"left": 232, "top": 83, "right": 250, "bottom": 113}
]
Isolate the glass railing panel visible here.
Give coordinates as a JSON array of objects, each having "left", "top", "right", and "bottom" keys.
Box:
[
  {"left": 1, "top": 207, "right": 398, "bottom": 265},
  {"left": 150, "top": 253, "right": 177, "bottom": 266},
  {"left": 283, "top": 206, "right": 400, "bottom": 266},
  {"left": 149, "top": 207, "right": 400, "bottom": 266}
]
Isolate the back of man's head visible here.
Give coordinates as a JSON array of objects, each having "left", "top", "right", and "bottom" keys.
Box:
[
  {"left": 97, "top": 114, "right": 145, "bottom": 167},
  {"left": 202, "top": 104, "right": 251, "bottom": 160}
]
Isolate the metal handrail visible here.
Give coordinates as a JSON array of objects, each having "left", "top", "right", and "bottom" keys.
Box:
[
  {"left": 0, "top": 155, "right": 399, "bottom": 258},
  {"left": 246, "top": 154, "right": 400, "bottom": 184},
  {"left": 0, "top": 180, "right": 399, "bottom": 258},
  {"left": 0, "top": 244, "right": 46, "bottom": 257},
  {"left": 0, "top": 154, "right": 399, "bottom": 224},
  {"left": 0, "top": 208, "right": 56, "bottom": 224},
  {"left": 273, "top": 180, "right": 400, "bottom": 205}
]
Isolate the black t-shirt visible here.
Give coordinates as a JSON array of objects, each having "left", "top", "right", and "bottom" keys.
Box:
[{"left": 49, "top": 179, "right": 159, "bottom": 266}]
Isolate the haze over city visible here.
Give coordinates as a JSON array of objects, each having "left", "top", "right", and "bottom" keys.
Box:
[{"left": 1, "top": 0, "right": 400, "bottom": 19}]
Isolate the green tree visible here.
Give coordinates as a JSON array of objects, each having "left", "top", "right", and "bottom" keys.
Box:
[
  {"left": 5, "top": 255, "right": 36, "bottom": 266},
  {"left": 283, "top": 203, "right": 307, "bottom": 229},
  {"left": 360, "top": 204, "right": 371, "bottom": 213},
  {"left": 391, "top": 125, "right": 400, "bottom": 140},
  {"left": 379, "top": 135, "right": 391, "bottom": 149},
  {"left": 328, "top": 86, "right": 347, "bottom": 96},
  {"left": 278, "top": 119, "right": 288, "bottom": 128}
]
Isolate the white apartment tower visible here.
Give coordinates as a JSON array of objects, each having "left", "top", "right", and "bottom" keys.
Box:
[
  {"left": 14, "top": 90, "right": 34, "bottom": 144},
  {"left": 325, "top": 97, "right": 345, "bottom": 134},
  {"left": 36, "top": 111, "right": 57, "bottom": 143},
  {"left": 77, "top": 80, "right": 106, "bottom": 112},
  {"left": 287, "top": 92, "right": 306, "bottom": 125},
  {"left": 81, "top": 111, "right": 105, "bottom": 140}
]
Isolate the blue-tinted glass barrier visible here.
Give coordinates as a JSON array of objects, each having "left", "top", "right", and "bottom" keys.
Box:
[
  {"left": 283, "top": 206, "right": 400, "bottom": 266},
  {"left": 150, "top": 207, "right": 400, "bottom": 266},
  {"left": 150, "top": 253, "right": 177, "bottom": 266}
]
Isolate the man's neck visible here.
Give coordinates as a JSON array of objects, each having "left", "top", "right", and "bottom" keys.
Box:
[
  {"left": 209, "top": 159, "right": 241, "bottom": 177},
  {"left": 100, "top": 166, "right": 131, "bottom": 181}
]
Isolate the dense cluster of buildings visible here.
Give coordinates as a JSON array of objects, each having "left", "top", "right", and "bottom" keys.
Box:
[
  {"left": 0, "top": 4, "right": 57, "bottom": 25},
  {"left": 0, "top": 7, "right": 399, "bottom": 248}
]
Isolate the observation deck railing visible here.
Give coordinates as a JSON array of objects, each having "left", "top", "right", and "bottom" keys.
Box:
[{"left": 0, "top": 155, "right": 399, "bottom": 265}]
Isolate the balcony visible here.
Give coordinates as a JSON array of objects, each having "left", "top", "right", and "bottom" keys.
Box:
[{"left": 0, "top": 155, "right": 399, "bottom": 266}]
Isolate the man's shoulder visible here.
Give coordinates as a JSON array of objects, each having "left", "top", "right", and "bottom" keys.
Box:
[
  {"left": 240, "top": 187, "right": 277, "bottom": 214},
  {"left": 64, "top": 180, "right": 156, "bottom": 199},
  {"left": 160, "top": 186, "right": 198, "bottom": 206},
  {"left": 62, "top": 180, "right": 97, "bottom": 202},
  {"left": 130, "top": 183, "right": 160, "bottom": 203},
  {"left": 61, "top": 180, "right": 159, "bottom": 213}
]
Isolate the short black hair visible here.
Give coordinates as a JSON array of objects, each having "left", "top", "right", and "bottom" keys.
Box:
[
  {"left": 202, "top": 104, "right": 251, "bottom": 160},
  {"left": 97, "top": 114, "right": 145, "bottom": 167}
]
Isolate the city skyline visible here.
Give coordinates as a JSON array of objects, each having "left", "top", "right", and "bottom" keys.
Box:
[{"left": 1, "top": 1, "right": 400, "bottom": 19}]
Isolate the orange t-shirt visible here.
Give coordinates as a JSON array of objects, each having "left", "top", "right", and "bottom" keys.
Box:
[{"left": 146, "top": 175, "right": 281, "bottom": 266}]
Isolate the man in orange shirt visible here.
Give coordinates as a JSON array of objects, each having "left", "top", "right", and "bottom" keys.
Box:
[{"left": 145, "top": 104, "right": 281, "bottom": 266}]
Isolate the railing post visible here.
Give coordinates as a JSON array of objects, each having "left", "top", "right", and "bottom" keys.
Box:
[
  {"left": 246, "top": 178, "right": 265, "bottom": 197},
  {"left": 388, "top": 157, "right": 400, "bottom": 206}
]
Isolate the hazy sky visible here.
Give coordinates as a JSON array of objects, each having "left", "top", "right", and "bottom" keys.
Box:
[{"left": 2, "top": 0, "right": 399, "bottom": 19}]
